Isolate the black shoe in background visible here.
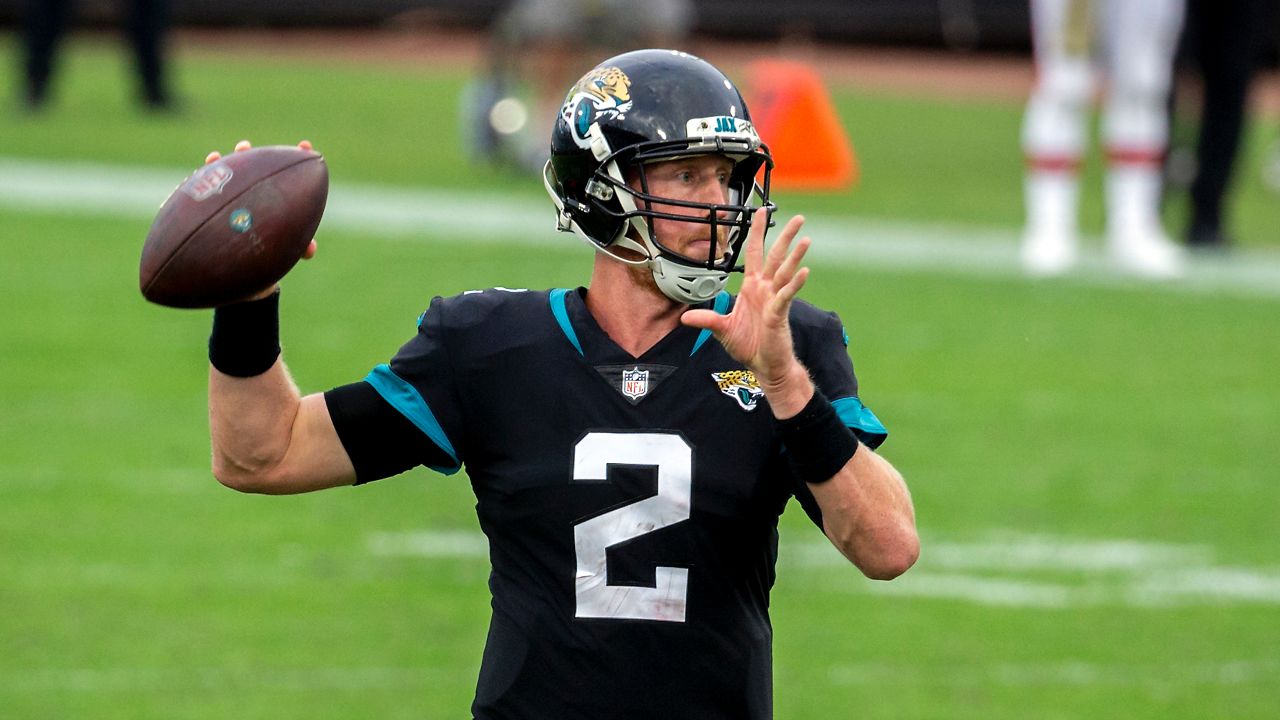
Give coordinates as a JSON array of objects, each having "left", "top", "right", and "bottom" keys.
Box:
[{"left": 1187, "top": 221, "right": 1233, "bottom": 252}]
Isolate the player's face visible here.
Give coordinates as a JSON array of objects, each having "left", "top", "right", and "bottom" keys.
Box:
[{"left": 631, "top": 156, "right": 735, "bottom": 264}]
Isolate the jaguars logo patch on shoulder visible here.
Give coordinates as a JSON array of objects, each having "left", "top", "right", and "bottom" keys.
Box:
[{"left": 711, "top": 370, "right": 764, "bottom": 412}]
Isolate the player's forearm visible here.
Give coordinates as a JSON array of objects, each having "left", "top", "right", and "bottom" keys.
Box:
[
  {"left": 811, "top": 451, "right": 918, "bottom": 580},
  {"left": 768, "top": 375, "right": 918, "bottom": 578},
  {"left": 208, "top": 358, "right": 302, "bottom": 492},
  {"left": 203, "top": 290, "right": 356, "bottom": 494},
  {"left": 760, "top": 362, "right": 815, "bottom": 419}
]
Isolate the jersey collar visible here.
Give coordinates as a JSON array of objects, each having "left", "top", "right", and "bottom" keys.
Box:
[{"left": 549, "top": 287, "right": 732, "bottom": 363}]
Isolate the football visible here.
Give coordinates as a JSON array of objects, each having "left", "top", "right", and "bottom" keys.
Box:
[{"left": 139, "top": 145, "right": 329, "bottom": 308}]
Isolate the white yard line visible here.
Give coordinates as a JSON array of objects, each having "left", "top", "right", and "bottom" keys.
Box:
[
  {"left": 4, "top": 658, "right": 1275, "bottom": 693},
  {"left": 787, "top": 532, "right": 1215, "bottom": 572},
  {"left": 3, "top": 156, "right": 1279, "bottom": 299},
  {"left": 366, "top": 529, "right": 489, "bottom": 559},
  {"left": 825, "top": 658, "right": 1280, "bottom": 687},
  {"left": 365, "top": 528, "right": 1280, "bottom": 608},
  {"left": 0, "top": 665, "right": 450, "bottom": 693}
]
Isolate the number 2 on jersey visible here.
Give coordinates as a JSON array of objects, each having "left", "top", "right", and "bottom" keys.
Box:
[{"left": 572, "top": 432, "right": 691, "bottom": 623}]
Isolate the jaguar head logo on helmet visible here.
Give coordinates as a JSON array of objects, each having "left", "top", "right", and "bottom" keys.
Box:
[
  {"left": 561, "top": 66, "right": 634, "bottom": 151},
  {"left": 542, "top": 49, "right": 775, "bottom": 305}
]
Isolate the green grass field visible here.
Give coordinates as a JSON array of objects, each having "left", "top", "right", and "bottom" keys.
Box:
[{"left": 2, "top": 34, "right": 1279, "bottom": 719}]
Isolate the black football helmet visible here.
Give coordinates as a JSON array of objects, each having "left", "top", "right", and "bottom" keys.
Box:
[{"left": 542, "top": 49, "right": 775, "bottom": 304}]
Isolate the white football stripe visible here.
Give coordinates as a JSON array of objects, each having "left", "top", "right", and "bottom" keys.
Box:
[
  {"left": 3, "top": 156, "right": 1280, "bottom": 299},
  {"left": 0, "top": 665, "right": 449, "bottom": 692},
  {"left": 859, "top": 571, "right": 1079, "bottom": 608},
  {"left": 826, "top": 658, "right": 1280, "bottom": 687},
  {"left": 363, "top": 528, "right": 1280, "bottom": 608},
  {"left": 366, "top": 529, "right": 489, "bottom": 558}
]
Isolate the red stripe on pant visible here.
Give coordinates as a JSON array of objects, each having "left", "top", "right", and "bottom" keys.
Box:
[
  {"left": 1106, "top": 147, "right": 1165, "bottom": 168},
  {"left": 1026, "top": 155, "right": 1081, "bottom": 172}
]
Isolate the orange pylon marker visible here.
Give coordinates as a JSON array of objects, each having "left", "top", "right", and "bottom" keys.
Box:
[{"left": 744, "top": 59, "right": 859, "bottom": 191}]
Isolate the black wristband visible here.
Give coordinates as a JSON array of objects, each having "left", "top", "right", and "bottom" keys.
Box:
[
  {"left": 776, "top": 389, "right": 859, "bottom": 485},
  {"left": 209, "top": 291, "right": 281, "bottom": 377}
]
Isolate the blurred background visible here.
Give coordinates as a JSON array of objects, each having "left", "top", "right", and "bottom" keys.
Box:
[
  {"left": 0, "top": 0, "right": 1041, "bottom": 45},
  {"left": 2, "top": 2, "right": 1279, "bottom": 718}
]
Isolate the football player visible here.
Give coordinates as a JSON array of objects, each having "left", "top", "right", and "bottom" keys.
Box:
[
  {"left": 206, "top": 49, "right": 918, "bottom": 719},
  {"left": 1021, "top": 0, "right": 1187, "bottom": 277}
]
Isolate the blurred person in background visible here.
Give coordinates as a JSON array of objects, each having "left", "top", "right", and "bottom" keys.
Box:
[
  {"left": 463, "top": 0, "right": 693, "bottom": 172},
  {"left": 1268, "top": 136, "right": 1280, "bottom": 195},
  {"left": 20, "top": 0, "right": 173, "bottom": 111},
  {"left": 1263, "top": 12, "right": 1280, "bottom": 196},
  {"left": 1020, "top": 0, "right": 1186, "bottom": 278},
  {"left": 1171, "top": 0, "right": 1280, "bottom": 250}
]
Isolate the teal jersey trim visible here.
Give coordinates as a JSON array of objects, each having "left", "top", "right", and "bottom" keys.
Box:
[
  {"left": 832, "top": 396, "right": 889, "bottom": 440},
  {"left": 549, "top": 288, "right": 584, "bottom": 357},
  {"left": 365, "top": 363, "right": 461, "bottom": 475},
  {"left": 690, "top": 291, "right": 732, "bottom": 356}
]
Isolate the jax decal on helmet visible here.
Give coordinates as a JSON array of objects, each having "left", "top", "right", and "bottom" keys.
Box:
[{"left": 543, "top": 49, "right": 776, "bottom": 305}]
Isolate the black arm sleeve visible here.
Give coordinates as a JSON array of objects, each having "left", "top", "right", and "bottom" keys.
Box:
[{"left": 324, "top": 381, "right": 455, "bottom": 485}]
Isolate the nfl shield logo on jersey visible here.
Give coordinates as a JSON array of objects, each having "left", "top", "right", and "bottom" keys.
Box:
[{"left": 621, "top": 367, "right": 649, "bottom": 400}]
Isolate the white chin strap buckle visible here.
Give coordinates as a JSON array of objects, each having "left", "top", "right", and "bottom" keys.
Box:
[
  {"left": 651, "top": 256, "right": 727, "bottom": 304},
  {"left": 689, "top": 276, "right": 722, "bottom": 299}
]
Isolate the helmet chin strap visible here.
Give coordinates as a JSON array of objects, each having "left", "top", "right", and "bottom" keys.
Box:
[{"left": 650, "top": 255, "right": 729, "bottom": 304}]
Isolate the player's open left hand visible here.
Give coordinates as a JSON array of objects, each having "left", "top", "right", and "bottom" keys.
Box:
[{"left": 681, "top": 208, "right": 811, "bottom": 395}]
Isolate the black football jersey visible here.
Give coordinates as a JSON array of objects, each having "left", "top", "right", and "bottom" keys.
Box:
[{"left": 325, "top": 287, "right": 887, "bottom": 720}]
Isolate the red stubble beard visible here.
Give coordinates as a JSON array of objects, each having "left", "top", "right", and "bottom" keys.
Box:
[{"left": 666, "top": 222, "right": 731, "bottom": 266}]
